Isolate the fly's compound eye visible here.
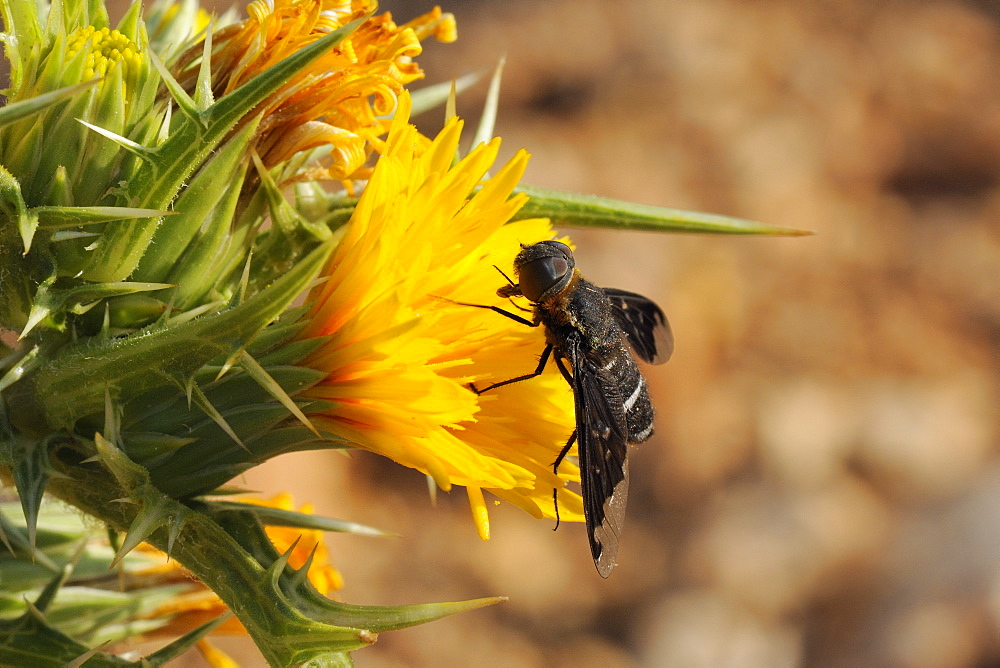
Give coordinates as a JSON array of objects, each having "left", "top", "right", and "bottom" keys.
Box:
[
  {"left": 519, "top": 254, "right": 570, "bottom": 302},
  {"left": 540, "top": 240, "right": 574, "bottom": 260}
]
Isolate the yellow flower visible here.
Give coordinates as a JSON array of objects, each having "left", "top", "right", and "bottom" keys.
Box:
[
  {"left": 173, "top": 0, "right": 457, "bottom": 179},
  {"left": 301, "top": 91, "right": 585, "bottom": 540},
  {"left": 64, "top": 26, "right": 143, "bottom": 97}
]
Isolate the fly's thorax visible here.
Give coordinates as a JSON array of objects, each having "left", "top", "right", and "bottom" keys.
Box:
[
  {"left": 564, "top": 277, "right": 619, "bottom": 344},
  {"left": 533, "top": 271, "right": 580, "bottom": 326}
]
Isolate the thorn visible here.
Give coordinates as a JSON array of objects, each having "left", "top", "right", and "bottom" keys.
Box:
[{"left": 289, "top": 542, "right": 319, "bottom": 589}]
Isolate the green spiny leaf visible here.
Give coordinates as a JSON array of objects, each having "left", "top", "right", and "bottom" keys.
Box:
[{"left": 514, "top": 185, "right": 811, "bottom": 235}]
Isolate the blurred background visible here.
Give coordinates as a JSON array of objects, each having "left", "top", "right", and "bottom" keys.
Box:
[{"left": 160, "top": 0, "right": 1000, "bottom": 664}]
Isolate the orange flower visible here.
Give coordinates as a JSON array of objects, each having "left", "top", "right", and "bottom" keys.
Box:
[{"left": 173, "top": 0, "right": 456, "bottom": 179}]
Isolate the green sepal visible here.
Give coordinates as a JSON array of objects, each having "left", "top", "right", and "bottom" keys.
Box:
[
  {"left": 33, "top": 205, "right": 172, "bottom": 229},
  {"left": 2, "top": 116, "right": 46, "bottom": 198},
  {"left": 241, "top": 305, "right": 319, "bottom": 361},
  {"left": 0, "top": 81, "right": 99, "bottom": 129},
  {"left": 46, "top": 0, "right": 110, "bottom": 37},
  {"left": 145, "top": 0, "right": 219, "bottom": 64},
  {"left": 206, "top": 500, "right": 392, "bottom": 537},
  {"left": 88, "top": 294, "right": 170, "bottom": 332},
  {"left": 21, "top": 238, "right": 334, "bottom": 429},
  {"left": 46, "top": 166, "right": 74, "bottom": 207},
  {"left": 187, "top": 380, "right": 246, "bottom": 450},
  {"left": 76, "top": 63, "right": 128, "bottom": 205},
  {"left": 470, "top": 58, "right": 504, "bottom": 151},
  {"left": 147, "top": 401, "right": 330, "bottom": 498},
  {"left": 31, "top": 555, "right": 72, "bottom": 613},
  {"left": 240, "top": 352, "right": 319, "bottom": 436},
  {"left": 256, "top": 336, "right": 327, "bottom": 366},
  {"left": 0, "top": 0, "right": 43, "bottom": 88},
  {"left": 21, "top": 279, "right": 173, "bottom": 338},
  {"left": 253, "top": 150, "right": 331, "bottom": 242},
  {"left": 0, "top": 164, "right": 37, "bottom": 251},
  {"left": 409, "top": 70, "right": 484, "bottom": 118},
  {"left": 153, "top": 157, "right": 249, "bottom": 308},
  {"left": 514, "top": 185, "right": 812, "bottom": 235},
  {"left": 93, "top": 433, "right": 190, "bottom": 564},
  {"left": 0, "top": 343, "right": 40, "bottom": 393},
  {"left": 9, "top": 433, "right": 56, "bottom": 553},
  {"left": 120, "top": 431, "right": 196, "bottom": 465},
  {"left": 76, "top": 119, "right": 154, "bottom": 160},
  {"left": 190, "top": 18, "right": 215, "bottom": 110},
  {"left": 307, "top": 596, "right": 507, "bottom": 635},
  {"left": 132, "top": 118, "right": 258, "bottom": 287}
]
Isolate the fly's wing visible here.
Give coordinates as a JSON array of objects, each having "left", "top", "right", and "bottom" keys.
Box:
[
  {"left": 603, "top": 288, "right": 673, "bottom": 365},
  {"left": 566, "top": 332, "right": 630, "bottom": 578}
]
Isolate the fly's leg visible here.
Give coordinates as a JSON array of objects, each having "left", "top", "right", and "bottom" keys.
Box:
[
  {"left": 551, "top": 429, "right": 577, "bottom": 530},
  {"left": 554, "top": 355, "right": 573, "bottom": 385},
  {"left": 470, "top": 344, "right": 552, "bottom": 394},
  {"left": 444, "top": 299, "right": 536, "bottom": 327}
]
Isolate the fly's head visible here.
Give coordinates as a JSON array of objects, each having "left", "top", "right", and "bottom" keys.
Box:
[{"left": 498, "top": 240, "right": 576, "bottom": 303}]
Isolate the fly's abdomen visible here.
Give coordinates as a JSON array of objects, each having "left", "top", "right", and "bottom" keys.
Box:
[
  {"left": 623, "top": 371, "right": 654, "bottom": 443},
  {"left": 597, "top": 338, "right": 654, "bottom": 444}
]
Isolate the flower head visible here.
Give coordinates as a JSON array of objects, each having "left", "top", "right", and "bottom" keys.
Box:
[
  {"left": 175, "top": 0, "right": 457, "bottom": 179},
  {"left": 302, "top": 92, "right": 585, "bottom": 540},
  {"left": 64, "top": 26, "right": 144, "bottom": 97}
]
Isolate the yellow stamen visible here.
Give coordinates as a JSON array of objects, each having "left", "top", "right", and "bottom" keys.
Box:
[{"left": 66, "top": 26, "right": 142, "bottom": 95}]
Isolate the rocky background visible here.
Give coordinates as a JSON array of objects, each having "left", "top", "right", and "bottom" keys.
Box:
[{"left": 195, "top": 0, "right": 1000, "bottom": 665}]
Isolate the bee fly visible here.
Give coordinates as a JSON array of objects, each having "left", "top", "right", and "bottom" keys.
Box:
[{"left": 463, "top": 240, "right": 673, "bottom": 577}]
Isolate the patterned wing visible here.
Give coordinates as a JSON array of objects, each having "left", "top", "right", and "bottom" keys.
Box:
[
  {"left": 566, "top": 332, "right": 631, "bottom": 578},
  {"left": 603, "top": 288, "right": 673, "bottom": 365}
]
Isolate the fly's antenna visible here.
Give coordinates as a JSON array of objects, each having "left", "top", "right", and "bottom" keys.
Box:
[
  {"left": 493, "top": 265, "right": 529, "bottom": 310},
  {"left": 493, "top": 265, "right": 516, "bottom": 287}
]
